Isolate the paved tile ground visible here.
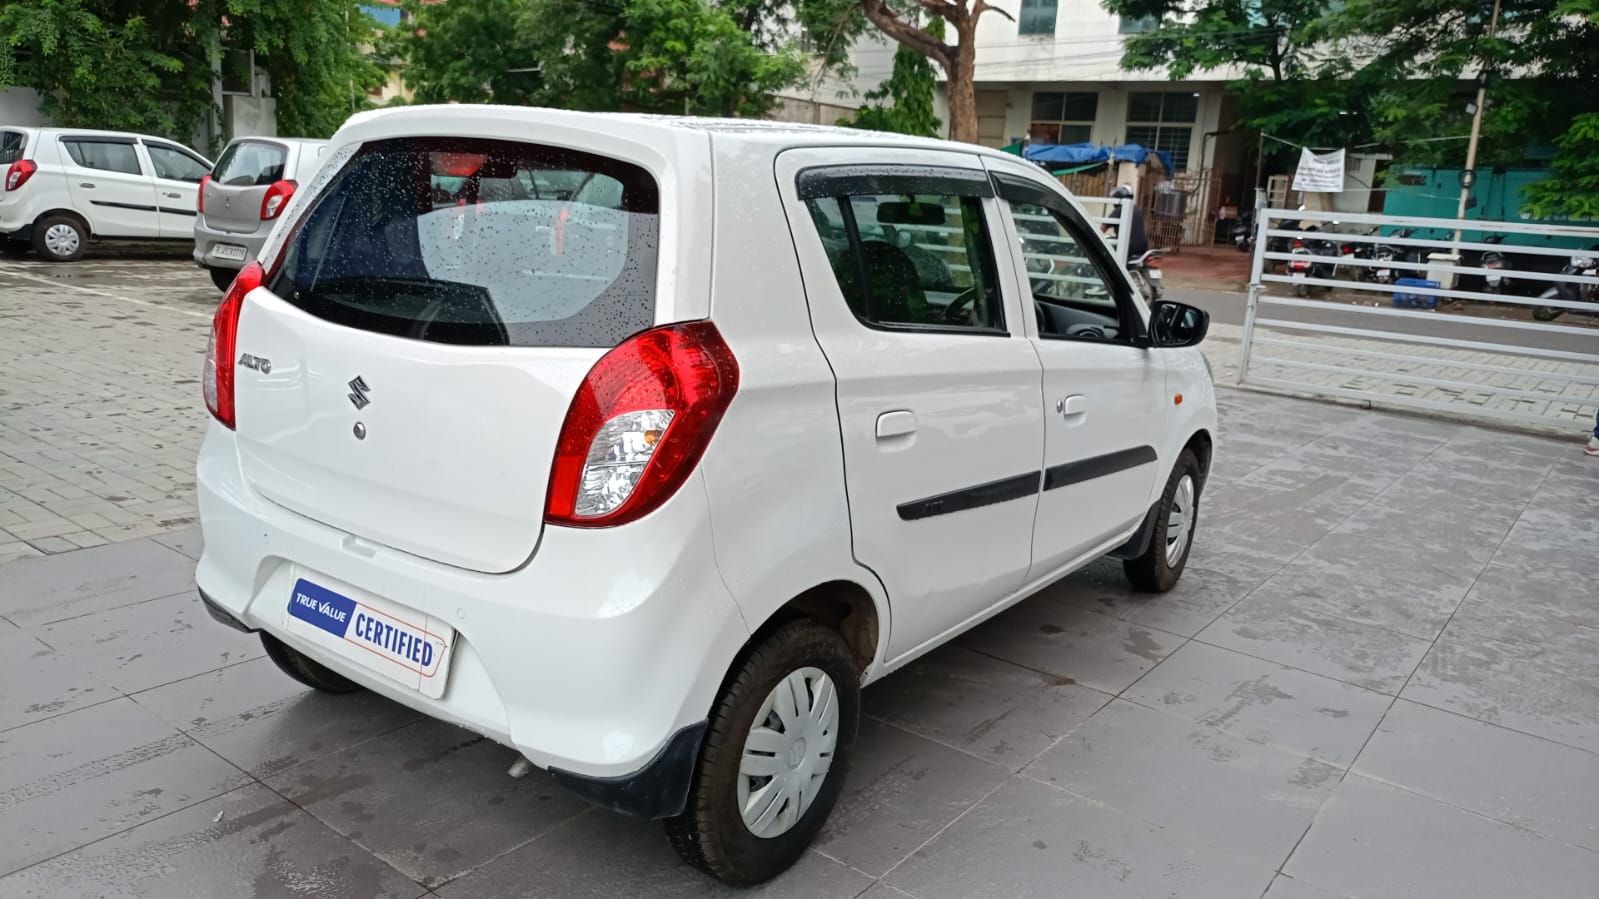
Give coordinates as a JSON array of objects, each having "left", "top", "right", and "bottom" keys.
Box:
[{"left": 2, "top": 255, "right": 1598, "bottom": 898}]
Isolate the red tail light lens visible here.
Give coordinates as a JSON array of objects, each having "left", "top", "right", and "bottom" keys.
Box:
[
  {"left": 546, "top": 322, "right": 739, "bottom": 528},
  {"left": 1341, "top": 244, "right": 1353, "bottom": 255},
  {"left": 1292, "top": 239, "right": 1304, "bottom": 249},
  {"left": 198, "top": 174, "right": 211, "bottom": 213},
  {"left": 261, "top": 180, "right": 296, "bottom": 220},
  {"left": 202, "top": 261, "right": 262, "bottom": 429},
  {"left": 4, "top": 160, "right": 36, "bottom": 192}
]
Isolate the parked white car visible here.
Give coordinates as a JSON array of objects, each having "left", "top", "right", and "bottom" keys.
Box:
[
  {"left": 193, "top": 105, "right": 1217, "bottom": 885},
  {"left": 0, "top": 126, "right": 211, "bottom": 261}
]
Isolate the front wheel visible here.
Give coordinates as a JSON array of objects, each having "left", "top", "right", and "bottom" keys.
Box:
[
  {"left": 1124, "top": 448, "right": 1202, "bottom": 593},
  {"left": 666, "top": 620, "right": 860, "bottom": 886}
]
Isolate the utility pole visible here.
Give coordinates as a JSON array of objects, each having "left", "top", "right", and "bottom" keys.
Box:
[{"left": 1454, "top": 0, "right": 1502, "bottom": 244}]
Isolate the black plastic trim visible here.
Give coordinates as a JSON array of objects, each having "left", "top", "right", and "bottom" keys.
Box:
[
  {"left": 198, "top": 590, "right": 256, "bottom": 633},
  {"left": 897, "top": 471, "right": 1041, "bottom": 522},
  {"left": 90, "top": 200, "right": 158, "bottom": 212},
  {"left": 549, "top": 720, "right": 707, "bottom": 820},
  {"left": 158, "top": 206, "right": 199, "bottom": 217},
  {"left": 796, "top": 163, "right": 994, "bottom": 200},
  {"left": 1106, "top": 499, "right": 1162, "bottom": 560},
  {"left": 1043, "top": 446, "right": 1158, "bottom": 492}
]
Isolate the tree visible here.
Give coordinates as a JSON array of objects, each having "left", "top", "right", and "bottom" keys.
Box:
[
  {"left": 851, "top": 1, "right": 1012, "bottom": 143},
  {"left": 837, "top": 21, "right": 941, "bottom": 136},
  {"left": 383, "top": 0, "right": 544, "bottom": 106},
  {"left": 619, "top": 0, "right": 807, "bottom": 117},
  {"left": 0, "top": 0, "right": 383, "bottom": 142},
  {"left": 1523, "top": 113, "right": 1599, "bottom": 220}
]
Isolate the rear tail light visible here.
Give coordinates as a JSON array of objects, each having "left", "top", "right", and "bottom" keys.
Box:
[
  {"left": 202, "top": 261, "right": 263, "bottom": 429},
  {"left": 546, "top": 322, "right": 739, "bottom": 528},
  {"left": 261, "top": 180, "right": 296, "bottom": 220},
  {"left": 1292, "top": 239, "right": 1304, "bottom": 249},
  {"left": 1145, "top": 255, "right": 1161, "bottom": 269},
  {"left": 4, "top": 159, "right": 36, "bottom": 192},
  {"left": 198, "top": 174, "right": 211, "bottom": 213},
  {"left": 1341, "top": 244, "right": 1353, "bottom": 255}
]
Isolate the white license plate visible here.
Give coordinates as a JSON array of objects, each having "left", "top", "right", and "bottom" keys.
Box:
[
  {"left": 211, "top": 244, "right": 248, "bottom": 262},
  {"left": 1377, "top": 269, "right": 1391, "bottom": 280},
  {"left": 1148, "top": 269, "right": 1163, "bottom": 281},
  {"left": 1292, "top": 271, "right": 1307, "bottom": 280},
  {"left": 284, "top": 577, "right": 455, "bottom": 698}
]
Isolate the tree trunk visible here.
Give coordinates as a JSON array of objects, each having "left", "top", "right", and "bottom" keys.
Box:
[{"left": 946, "top": 20, "right": 980, "bottom": 144}]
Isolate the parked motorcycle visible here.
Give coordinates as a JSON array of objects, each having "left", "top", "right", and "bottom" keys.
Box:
[
  {"left": 1531, "top": 244, "right": 1599, "bottom": 321},
  {"left": 1233, "top": 209, "right": 1255, "bottom": 253},
  {"left": 1478, "top": 234, "right": 1511, "bottom": 295},
  {"left": 1128, "top": 248, "right": 1165, "bottom": 302},
  {"left": 1372, "top": 227, "right": 1419, "bottom": 285},
  {"left": 1285, "top": 224, "right": 1340, "bottom": 297}
]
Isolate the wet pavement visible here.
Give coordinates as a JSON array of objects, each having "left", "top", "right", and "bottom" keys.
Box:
[{"left": 2, "top": 255, "right": 1599, "bottom": 897}]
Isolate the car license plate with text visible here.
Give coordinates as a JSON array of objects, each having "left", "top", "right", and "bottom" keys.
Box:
[
  {"left": 212, "top": 244, "right": 248, "bottom": 262},
  {"left": 284, "top": 577, "right": 455, "bottom": 698}
]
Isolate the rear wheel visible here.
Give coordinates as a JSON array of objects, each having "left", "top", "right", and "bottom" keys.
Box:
[
  {"left": 32, "top": 214, "right": 87, "bottom": 262},
  {"left": 1532, "top": 305, "right": 1562, "bottom": 322},
  {"left": 666, "top": 620, "right": 859, "bottom": 886},
  {"left": 260, "top": 632, "right": 363, "bottom": 694},
  {"left": 1124, "top": 448, "right": 1202, "bottom": 593},
  {"left": 210, "top": 267, "right": 237, "bottom": 292}
]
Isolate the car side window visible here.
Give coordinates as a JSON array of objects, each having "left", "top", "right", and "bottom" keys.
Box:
[
  {"left": 145, "top": 144, "right": 211, "bottom": 183},
  {"left": 803, "top": 188, "right": 1004, "bottom": 333},
  {"left": 998, "top": 178, "right": 1136, "bottom": 344},
  {"left": 62, "top": 139, "right": 142, "bottom": 176}
]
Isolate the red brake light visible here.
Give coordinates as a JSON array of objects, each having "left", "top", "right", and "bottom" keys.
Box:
[
  {"left": 1292, "top": 239, "right": 1304, "bottom": 249},
  {"left": 198, "top": 174, "right": 211, "bottom": 213},
  {"left": 4, "top": 159, "right": 36, "bottom": 192},
  {"left": 546, "top": 322, "right": 739, "bottom": 528},
  {"left": 261, "top": 180, "right": 296, "bottom": 220},
  {"left": 203, "top": 261, "right": 262, "bottom": 429}
]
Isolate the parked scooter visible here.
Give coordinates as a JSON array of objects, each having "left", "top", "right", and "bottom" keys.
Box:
[
  {"left": 1284, "top": 223, "right": 1340, "bottom": 297},
  {"left": 1371, "top": 227, "right": 1419, "bottom": 285},
  {"left": 1233, "top": 209, "right": 1255, "bottom": 253},
  {"left": 1532, "top": 244, "right": 1599, "bottom": 321},
  {"left": 1478, "top": 234, "right": 1511, "bottom": 295},
  {"left": 1127, "top": 248, "right": 1164, "bottom": 302}
]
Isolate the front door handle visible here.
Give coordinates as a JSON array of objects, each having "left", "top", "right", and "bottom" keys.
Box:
[
  {"left": 1057, "top": 395, "right": 1088, "bottom": 418},
  {"left": 79, "top": 182, "right": 96, "bottom": 189},
  {"left": 876, "top": 410, "right": 917, "bottom": 439},
  {"left": 163, "top": 191, "right": 182, "bottom": 199}
]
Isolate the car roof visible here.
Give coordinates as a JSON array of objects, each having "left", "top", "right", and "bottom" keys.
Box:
[
  {"left": 334, "top": 104, "right": 1014, "bottom": 163},
  {"left": 226, "top": 136, "right": 330, "bottom": 149}
]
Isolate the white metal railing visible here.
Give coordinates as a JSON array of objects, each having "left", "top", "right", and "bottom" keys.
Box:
[
  {"left": 1238, "top": 208, "right": 1599, "bottom": 432},
  {"left": 1065, "top": 196, "right": 1134, "bottom": 266}
]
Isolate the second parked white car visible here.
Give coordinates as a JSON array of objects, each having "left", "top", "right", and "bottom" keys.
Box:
[
  {"left": 194, "top": 105, "right": 1217, "bottom": 885},
  {"left": 0, "top": 127, "right": 211, "bottom": 261}
]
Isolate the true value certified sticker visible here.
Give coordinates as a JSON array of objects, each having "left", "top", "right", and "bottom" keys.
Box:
[{"left": 285, "top": 577, "right": 454, "bottom": 698}]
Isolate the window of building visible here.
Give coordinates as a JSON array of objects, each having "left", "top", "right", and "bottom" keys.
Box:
[
  {"left": 1018, "top": 0, "right": 1058, "bottom": 36},
  {"left": 1118, "top": 15, "right": 1159, "bottom": 33},
  {"left": 1125, "top": 91, "right": 1199, "bottom": 171},
  {"left": 1029, "top": 92, "right": 1098, "bottom": 145}
]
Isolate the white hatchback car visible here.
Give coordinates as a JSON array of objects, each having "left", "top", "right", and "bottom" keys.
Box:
[
  {"left": 194, "top": 105, "right": 1216, "bottom": 885},
  {"left": 0, "top": 126, "right": 212, "bottom": 261}
]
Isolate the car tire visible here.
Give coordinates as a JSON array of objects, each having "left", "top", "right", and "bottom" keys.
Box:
[
  {"left": 1124, "top": 448, "right": 1202, "bottom": 593},
  {"left": 665, "top": 620, "right": 859, "bottom": 886},
  {"left": 31, "top": 214, "right": 88, "bottom": 262},
  {"left": 210, "top": 267, "right": 237, "bottom": 292},
  {"left": 260, "top": 632, "right": 364, "bottom": 694}
]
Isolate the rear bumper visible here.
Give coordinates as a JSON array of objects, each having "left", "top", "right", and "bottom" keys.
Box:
[
  {"left": 194, "top": 422, "right": 749, "bottom": 814},
  {"left": 192, "top": 217, "right": 268, "bottom": 270}
]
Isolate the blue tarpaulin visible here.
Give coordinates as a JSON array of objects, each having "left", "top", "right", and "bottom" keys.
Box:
[{"left": 1022, "top": 142, "right": 1175, "bottom": 175}]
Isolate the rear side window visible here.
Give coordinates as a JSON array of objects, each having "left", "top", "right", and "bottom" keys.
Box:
[
  {"left": 0, "top": 131, "right": 25, "bottom": 165},
  {"left": 214, "top": 141, "right": 288, "bottom": 186},
  {"left": 268, "top": 137, "right": 660, "bottom": 348},
  {"left": 62, "top": 139, "right": 142, "bottom": 175}
]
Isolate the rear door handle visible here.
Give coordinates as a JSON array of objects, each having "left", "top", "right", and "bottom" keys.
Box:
[
  {"left": 876, "top": 410, "right": 917, "bottom": 439},
  {"left": 163, "top": 191, "right": 182, "bottom": 199},
  {"left": 79, "top": 182, "right": 96, "bottom": 189},
  {"left": 1056, "top": 395, "right": 1088, "bottom": 418}
]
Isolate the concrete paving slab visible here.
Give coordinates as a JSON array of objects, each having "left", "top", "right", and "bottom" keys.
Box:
[
  {"left": 883, "top": 778, "right": 1276, "bottom": 899},
  {"left": 1123, "top": 640, "right": 1391, "bottom": 768},
  {"left": 263, "top": 718, "right": 590, "bottom": 889},
  {"left": 812, "top": 718, "right": 1010, "bottom": 877},
  {"left": 1353, "top": 699, "right": 1599, "bottom": 853},
  {"left": 1283, "top": 776, "right": 1599, "bottom": 899},
  {"left": 1048, "top": 558, "right": 1266, "bottom": 639},
  {"left": 0, "top": 538, "right": 196, "bottom": 627},
  {"left": 434, "top": 811, "right": 874, "bottom": 899},
  {"left": 151, "top": 525, "right": 203, "bottom": 561},
  {"left": 0, "top": 784, "right": 426, "bottom": 899},
  {"left": 1023, "top": 699, "right": 1341, "bottom": 867},
  {"left": 957, "top": 590, "right": 1180, "bottom": 694},
  {"left": 1260, "top": 873, "right": 1354, "bottom": 898},
  {"left": 36, "top": 591, "right": 262, "bottom": 694},
  {"left": 0, "top": 631, "right": 118, "bottom": 732},
  {"left": 0, "top": 697, "right": 249, "bottom": 876},
  {"left": 863, "top": 645, "right": 1110, "bottom": 769},
  {"left": 132, "top": 655, "right": 423, "bottom": 778}
]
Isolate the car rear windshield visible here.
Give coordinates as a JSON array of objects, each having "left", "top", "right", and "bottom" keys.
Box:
[
  {"left": 214, "top": 140, "right": 288, "bottom": 186},
  {"left": 0, "top": 131, "right": 24, "bottom": 165},
  {"left": 267, "top": 137, "right": 660, "bottom": 348}
]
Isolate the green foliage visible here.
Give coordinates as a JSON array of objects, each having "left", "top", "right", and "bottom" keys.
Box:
[
  {"left": 0, "top": 0, "right": 384, "bottom": 143},
  {"left": 382, "top": 0, "right": 544, "bottom": 106},
  {"left": 1523, "top": 113, "right": 1599, "bottom": 219},
  {"left": 838, "top": 21, "right": 941, "bottom": 137},
  {"left": 619, "top": 0, "right": 808, "bottom": 116}
]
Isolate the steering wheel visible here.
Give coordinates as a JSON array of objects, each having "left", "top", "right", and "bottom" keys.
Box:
[
  {"left": 939, "top": 287, "right": 980, "bottom": 325},
  {"left": 1066, "top": 323, "right": 1109, "bottom": 341}
]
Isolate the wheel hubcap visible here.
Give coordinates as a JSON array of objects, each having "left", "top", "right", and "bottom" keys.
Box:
[
  {"left": 44, "top": 223, "right": 79, "bottom": 257},
  {"left": 738, "top": 667, "right": 838, "bottom": 839},
  {"left": 1165, "top": 474, "right": 1195, "bottom": 566}
]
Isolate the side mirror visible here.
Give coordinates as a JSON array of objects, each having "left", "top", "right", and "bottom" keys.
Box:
[{"left": 1149, "top": 300, "right": 1209, "bottom": 348}]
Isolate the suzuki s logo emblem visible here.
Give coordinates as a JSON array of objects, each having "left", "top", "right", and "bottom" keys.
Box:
[{"left": 347, "top": 376, "right": 371, "bottom": 410}]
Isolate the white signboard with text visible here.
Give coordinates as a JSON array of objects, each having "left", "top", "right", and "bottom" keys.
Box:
[{"left": 1292, "top": 148, "right": 1346, "bottom": 193}]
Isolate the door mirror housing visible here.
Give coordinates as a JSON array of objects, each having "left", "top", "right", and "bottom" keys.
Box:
[{"left": 1149, "top": 300, "right": 1209, "bottom": 348}]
